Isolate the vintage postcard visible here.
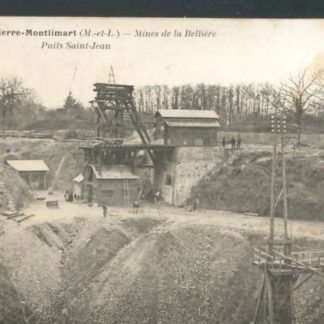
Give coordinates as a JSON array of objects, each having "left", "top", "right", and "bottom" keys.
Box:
[{"left": 1, "top": 17, "right": 324, "bottom": 323}]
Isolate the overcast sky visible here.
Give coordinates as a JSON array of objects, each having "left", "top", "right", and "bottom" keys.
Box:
[{"left": 1, "top": 18, "right": 324, "bottom": 108}]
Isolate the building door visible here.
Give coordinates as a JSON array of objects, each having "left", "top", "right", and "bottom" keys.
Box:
[{"left": 86, "top": 185, "right": 93, "bottom": 203}]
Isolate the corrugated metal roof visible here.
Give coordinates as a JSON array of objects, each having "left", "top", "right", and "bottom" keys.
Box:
[
  {"left": 91, "top": 165, "right": 139, "bottom": 180},
  {"left": 7, "top": 160, "right": 49, "bottom": 172},
  {"left": 73, "top": 174, "right": 84, "bottom": 183},
  {"left": 165, "top": 120, "right": 220, "bottom": 128},
  {"left": 155, "top": 109, "right": 219, "bottom": 119}
]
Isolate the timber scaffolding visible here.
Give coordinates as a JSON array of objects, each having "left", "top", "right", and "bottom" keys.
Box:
[
  {"left": 79, "top": 140, "right": 175, "bottom": 169},
  {"left": 78, "top": 78, "right": 176, "bottom": 205},
  {"left": 89, "top": 82, "right": 160, "bottom": 164},
  {"left": 90, "top": 83, "right": 150, "bottom": 143},
  {"left": 252, "top": 111, "right": 324, "bottom": 324},
  {"left": 253, "top": 248, "right": 324, "bottom": 276}
]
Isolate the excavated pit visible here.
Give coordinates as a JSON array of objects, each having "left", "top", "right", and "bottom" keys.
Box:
[
  {"left": 0, "top": 214, "right": 265, "bottom": 324},
  {"left": 191, "top": 150, "right": 324, "bottom": 221},
  {"left": 2, "top": 140, "right": 324, "bottom": 323},
  {"left": 1, "top": 211, "right": 324, "bottom": 323}
]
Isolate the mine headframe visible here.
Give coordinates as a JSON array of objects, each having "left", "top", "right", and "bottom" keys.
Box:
[
  {"left": 90, "top": 83, "right": 151, "bottom": 144},
  {"left": 90, "top": 82, "right": 158, "bottom": 165}
]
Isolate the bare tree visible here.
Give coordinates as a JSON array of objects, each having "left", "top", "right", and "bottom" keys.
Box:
[
  {"left": 171, "top": 87, "right": 180, "bottom": 110},
  {"left": 281, "top": 69, "right": 324, "bottom": 145},
  {"left": 0, "top": 78, "right": 23, "bottom": 139}
]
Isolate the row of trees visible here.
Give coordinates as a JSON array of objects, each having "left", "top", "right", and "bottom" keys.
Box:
[
  {"left": 134, "top": 83, "right": 277, "bottom": 121},
  {"left": 1, "top": 68, "right": 324, "bottom": 143},
  {"left": 0, "top": 81, "right": 93, "bottom": 138},
  {"left": 134, "top": 68, "right": 324, "bottom": 144},
  {"left": 0, "top": 78, "right": 47, "bottom": 138}
]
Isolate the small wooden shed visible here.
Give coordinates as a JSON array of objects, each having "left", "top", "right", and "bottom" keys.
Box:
[
  {"left": 73, "top": 174, "right": 84, "bottom": 199},
  {"left": 7, "top": 160, "right": 49, "bottom": 190}
]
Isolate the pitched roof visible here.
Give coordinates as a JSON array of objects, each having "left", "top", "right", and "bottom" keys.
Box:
[
  {"left": 7, "top": 160, "right": 49, "bottom": 172},
  {"left": 165, "top": 120, "right": 220, "bottom": 128},
  {"left": 73, "top": 174, "right": 84, "bottom": 183},
  {"left": 91, "top": 165, "right": 139, "bottom": 180},
  {"left": 155, "top": 109, "right": 219, "bottom": 119}
]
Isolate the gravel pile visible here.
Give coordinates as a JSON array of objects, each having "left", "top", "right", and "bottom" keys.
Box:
[{"left": 190, "top": 151, "right": 324, "bottom": 221}]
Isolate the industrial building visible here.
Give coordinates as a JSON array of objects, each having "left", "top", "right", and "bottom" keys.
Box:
[
  {"left": 155, "top": 109, "right": 220, "bottom": 146},
  {"left": 82, "top": 164, "right": 140, "bottom": 206},
  {"left": 76, "top": 78, "right": 222, "bottom": 207}
]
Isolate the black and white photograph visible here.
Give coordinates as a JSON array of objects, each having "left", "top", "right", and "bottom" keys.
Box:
[{"left": 1, "top": 17, "right": 324, "bottom": 323}]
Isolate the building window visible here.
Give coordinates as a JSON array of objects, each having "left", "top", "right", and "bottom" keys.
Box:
[{"left": 165, "top": 174, "right": 172, "bottom": 185}]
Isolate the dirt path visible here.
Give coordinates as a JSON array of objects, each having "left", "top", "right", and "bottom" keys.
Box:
[{"left": 5, "top": 192, "right": 324, "bottom": 243}]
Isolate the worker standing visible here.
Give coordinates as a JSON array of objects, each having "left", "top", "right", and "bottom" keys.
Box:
[
  {"left": 154, "top": 191, "right": 161, "bottom": 206},
  {"left": 237, "top": 135, "right": 242, "bottom": 149},
  {"left": 193, "top": 197, "right": 200, "bottom": 211},
  {"left": 231, "top": 136, "right": 236, "bottom": 150},
  {"left": 102, "top": 205, "right": 107, "bottom": 218},
  {"left": 222, "top": 136, "right": 226, "bottom": 148}
]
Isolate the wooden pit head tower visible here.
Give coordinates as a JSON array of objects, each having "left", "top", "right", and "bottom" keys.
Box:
[
  {"left": 79, "top": 69, "right": 174, "bottom": 204},
  {"left": 90, "top": 82, "right": 150, "bottom": 144},
  {"left": 252, "top": 110, "right": 324, "bottom": 324}
]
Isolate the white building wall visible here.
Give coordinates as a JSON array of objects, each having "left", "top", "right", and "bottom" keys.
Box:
[{"left": 161, "top": 147, "right": 225, "bottom": 206}]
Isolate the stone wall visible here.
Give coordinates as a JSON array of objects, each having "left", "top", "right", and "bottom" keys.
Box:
[{"left": 159, "top": 147, "right": 225, "bottom": 206}]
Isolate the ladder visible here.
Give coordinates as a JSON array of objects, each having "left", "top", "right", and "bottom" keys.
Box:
[
  {"left": 123, "top": 110, "right": 131, "bottom": 122},
  {"left": 123, "top": 178, "right": 130, "bottom": 208}
]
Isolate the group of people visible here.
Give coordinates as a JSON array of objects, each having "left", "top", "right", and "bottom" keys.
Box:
[
  {"left": 222, "top": 135, "right": 242, "bottom": 150},
  {"left": 100, "top": 191, "right": 161, "bottom": 218}
]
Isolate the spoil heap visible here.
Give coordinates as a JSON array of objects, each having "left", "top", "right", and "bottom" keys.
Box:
[
  {"left": 1, "top": 164, "right": 32, "bottom": 211},
  {"left": 43, "top": 220, "right": 259, "bottom": 324},
  {"left": 1, "top": 209, "right": 324, "bottom": 323},
  {"left": 191, "top": 151, "right": 324, "bottom": 221},
  {"left": 0, "top": 264, "right": 29, "bottom": 324}
]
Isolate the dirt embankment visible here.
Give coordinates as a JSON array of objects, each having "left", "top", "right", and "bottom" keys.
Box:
[
  {"left": 1, "top": 139, "right": 83, "bottom": 191},
  {"left": 0, "top": 213, "right": 262, "bottom": 324},
  {"left": 0, "top": 264, "right": 30, "bottom": 324},
  {"left": 1, "top": 164, "right": 33, "bottom": 211},
  {"left": 1, "top": 210, "right": 324, "bottom": 323},
  {"left": 58, "top": 224, "right": 259, "bottom": 324},
  {"left": 191, "top": 150, "right": 324, "bottom": 221}
]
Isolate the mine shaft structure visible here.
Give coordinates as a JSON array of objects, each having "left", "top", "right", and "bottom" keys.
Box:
[
  {"left": 79, "top": 73, "right": 174, "bottom": 203},
  {"left": 253, "top": 109, "right": 324, "bottom": 324},
  {"left": 90, "top": 83, "right": 151, "bottom": 144},
  {"left": 89, "top": 81, "right": 160, "bottom": 164}
]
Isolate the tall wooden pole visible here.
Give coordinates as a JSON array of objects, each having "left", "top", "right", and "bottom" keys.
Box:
[
  {"left": 269, "top": 114, "right": 277, "bottom": 253},
  {"left": 281, "top": 114, "right": 290, "bottom": 255},
  {"left": 96, "top": 111, "right": 101, "bottom": 139},
  {"left": 1, "top": 107, "right": 5, "bottom": 139}
]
